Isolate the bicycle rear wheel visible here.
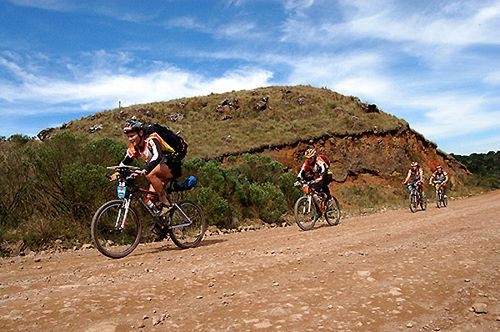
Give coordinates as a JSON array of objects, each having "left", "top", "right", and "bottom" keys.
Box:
[
  {"left": 91, "top": 200, "right": 141, "bottom": 259},
  {"left": 325, "top": 196, "right": 341, "bottom": 226},
  {"left": 294, "top": 196, "right": 319, "bottom": 231},
  {"left": 442, "top": 192, "right": 448, "bottom": 207},
  {"left": 168, "top": 200, "right": 206, "bottom": 249}
]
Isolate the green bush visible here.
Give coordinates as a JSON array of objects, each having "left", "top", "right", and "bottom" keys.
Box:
[
  {"left": 8, "top": 134, "right": 33, "bottom": 144},
  {"left": 249, "top": 182, "right": 287, "bottom": 224},
  {"left": 187, "top": 187, "right": 232, "bottom": 227},
  {"left": 237, "top": 154, "right": 285, "bottom": 185},
  {"left": 82, "top": 138, "right": 126, "bottom": 165},
  {"left": 60, "top": 163, "right": 110, "bottom": 218},
  {"left": 279, "top": 172, "right": 303, "bottom": 207}
]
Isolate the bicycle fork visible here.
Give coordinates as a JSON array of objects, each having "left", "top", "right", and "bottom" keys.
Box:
[
  {"left": 115, "top": 197, "right": 131, "bottom": 230},
  {"left": 303, "top": 195, "right": 320, "bottom": 223},
  {"left": 302, "top": 195, "right": 313, "bottom": 214}
]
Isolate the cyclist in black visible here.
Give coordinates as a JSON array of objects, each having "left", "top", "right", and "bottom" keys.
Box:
[
  {"left": 403, "top": 161, "right": 424, "bottom": 195},
  {"left": 429, "top": 165, "right": 449, "bottom": 198}
]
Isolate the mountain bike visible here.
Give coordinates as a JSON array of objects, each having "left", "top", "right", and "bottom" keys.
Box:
[
  {"left": 432, "top": 181, "right": 448, "bottom": 208},
  {"left": 91, "top": 165, "right": 206, "bottom": 259},
  {"left": 294, "top": 180, "right": 341, "bottom": 231},
  {"left": 407, "top": 182, "right": 426, "bottom": 213}
]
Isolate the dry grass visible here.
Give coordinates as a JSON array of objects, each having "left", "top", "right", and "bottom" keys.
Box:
[{"left": 47, "top": 85, "right": 407, "bottom": 159}]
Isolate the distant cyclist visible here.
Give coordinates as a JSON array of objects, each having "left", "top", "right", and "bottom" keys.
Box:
[
  {"left": 403, "top": 161, "right": 424, "bottom": 195},
  {"left": 429, "top": 165, "right": 449, "bottom": 197},
  {"left": 115, "top": 119, "right": 182, "bottom": 216},
  {"left": 295, "top": 148, "right": 333, "bottom": 201}
]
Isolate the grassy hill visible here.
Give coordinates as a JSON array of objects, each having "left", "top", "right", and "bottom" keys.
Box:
[{"left": 40, "top": 85, "right": 407, "bottom": 159}]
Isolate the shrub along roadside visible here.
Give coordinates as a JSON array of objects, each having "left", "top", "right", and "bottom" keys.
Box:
[{"left": 0, "top": 135, "right": 302, "bottom": 255}]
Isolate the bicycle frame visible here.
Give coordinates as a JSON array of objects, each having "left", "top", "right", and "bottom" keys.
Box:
[
  {"left": 112, "top": 169, "right": 193, "bottom": 231},
  {"left": 300, "top": 182, "right": 326, "bottom": 213}
]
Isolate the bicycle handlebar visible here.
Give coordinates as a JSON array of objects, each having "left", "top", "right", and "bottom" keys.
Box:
[
  {"left": 107, "top": 165, "right": 145, "bottom": 182},
  {"left": 106, "top": 165, "right": 141, "bottom": 172}
]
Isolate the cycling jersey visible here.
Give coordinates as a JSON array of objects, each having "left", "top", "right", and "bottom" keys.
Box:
[
  {"left": 298, "top": 156, "right": 332, "bottom": 180},
  {"left": 120, "top": 133, "right": 176, "bottom": 174},
  {"left": 405, "top": 168, "right": 424, "bottom": 185},
  {"left": 298, "top": 156, "right": 334, "bottom": 199},
  {"left": 431, "top": 170, "right": 448, "bottom": 183}
]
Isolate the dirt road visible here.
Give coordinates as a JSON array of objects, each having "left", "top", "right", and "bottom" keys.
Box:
[{"left": 1, "top": 191, "right": 499, "bottom": 331}]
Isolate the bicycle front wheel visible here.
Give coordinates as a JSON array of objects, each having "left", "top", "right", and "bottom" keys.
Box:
[
  {"left": 91, "top": 200, "right": 142, "bottom": 259},
  {"left": 409, "top": 193, "right": 418, "bottom": 213},
  {"left": 168, "top": 200, "right": 206, "bottom": 249},
  {"left": 420, "top": 192, "right": 427, "bottom": 210},
  {"left": 325, "top": 196, "right": 341, "bottom": 226},
  {"left": 294, "top": 196, "right": 318, "bottom": 231}
]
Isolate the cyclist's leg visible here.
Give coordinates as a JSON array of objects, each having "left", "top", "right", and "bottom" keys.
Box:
[
  {"left": 167, "top": 156, "right": 182, "bottom": 179},
  {"left": 322, "top": 174, "right": 333, "bottom": 200},
  {"left": 146, "top": 163, "right": 173, "bottom": 206}
]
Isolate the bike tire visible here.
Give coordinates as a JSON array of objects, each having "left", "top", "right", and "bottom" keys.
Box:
[
  {"left": 91, "top": 200, "right": 142, "bottom": 259},
  {"left": 294, "top": 196, "right": 319, "bottom": 231},
  {"left": 443, "top": 195, "right": 448, "bottom": 207},
  {"left": 325, "top": 196, "right": 341, "bottom": 226},
  {"left": 436, "top": 190, "right": 441, "bottom": 208},
  {"left": 409, "top": 192, "right": 417, "bottom": 213},
  {"left": 420, "top": 192, "right": 427, "bottom": 211},
  {"left": 168, "top": 200, "right": 206, "bottom": 249}
]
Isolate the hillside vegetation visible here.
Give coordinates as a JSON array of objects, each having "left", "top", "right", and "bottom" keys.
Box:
[
  {"left": 451, "top": 151, "right": 500, "bottom": 189},
  {"left": 39, "top": 85, "right": 407, "bottom": 159}
]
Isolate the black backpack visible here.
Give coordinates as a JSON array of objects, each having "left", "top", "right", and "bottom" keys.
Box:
[{"left": 143, "top": 123, "right": 188, "bottom": 160}]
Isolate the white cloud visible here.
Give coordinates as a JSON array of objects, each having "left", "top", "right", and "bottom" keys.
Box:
[
  {"left": 0, "top": 54, "right": 274, "bottom": 114},
  {"left": 7, "top": 0, "right": 74, "bottom": 11},
  {"left": 7, "top": 0, "right": 155, "bottom": 23},
  {"left": 484, "top": 70, "right": 500, "bottom": 85},
  {"left": 285, "top": 52, "right": 396, "bottom": 100},
  {"left": 215, "top": 22, "right": 261, "bottom": 39},
  {"left": 166, "top": 16, "right": 206, "bottom": 31},
  {"left": 408, "top": 94, "right": 500, "bottom": 139},
  {"left": 444, "top": 135, "right": 500, "bottom": 155},
  {"left": 284, "top": 0, "right": 315, "bottom": 13},
  {"left": 281, "top": 0, "right": 500, "bottom": 48}
]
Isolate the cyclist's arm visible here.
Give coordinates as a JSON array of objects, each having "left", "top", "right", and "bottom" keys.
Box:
[
  {"left": 297, "top": 162, "right": 307, "bottom": 180},
  {"left": 145, "top": 138, "right": 165, "bottom": 174},
  {"left": 429, "top": 172, "right": 435, "bottom": 184},
  {"left": 403, "top": 169, "right": 411, "bottom": 184},
  {"left": 119, "top": 148, "right": 135, "bottom": 166}
]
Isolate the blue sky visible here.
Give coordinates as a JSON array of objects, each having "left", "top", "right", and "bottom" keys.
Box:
[{"left": 1, "top": 0, "right": 499, "bottom": 154}]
